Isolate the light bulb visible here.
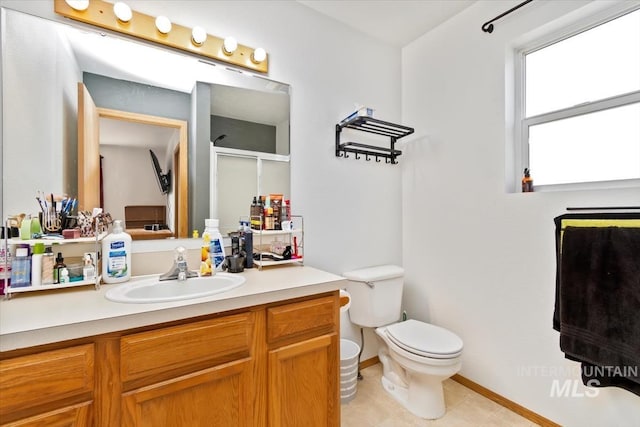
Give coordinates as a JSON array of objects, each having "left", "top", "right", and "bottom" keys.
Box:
[
  {"left": 191, "top": 26, "right": 207, "bottom": 46},
  {"left": 65, "top": 0, "right": 89, "bottom": 11},
  {"left": 155, "top": 16, "right": 172, "bottom": 34},
  {"left": 113, "top": 2, "right": 132, "bottom": 23},
  {"left": 252, "top": 47, "right": 266, "bottom": 63},
  {"left": 223, "top": 36, "right": 237, "bottom": 55}
]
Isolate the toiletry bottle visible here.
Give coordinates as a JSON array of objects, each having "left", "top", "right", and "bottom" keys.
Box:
[
  {"left": 30, "top": 216, "right": 42, "bottom": 238},
  {"left": 0, "top": 231, "right": 10, "bottom": 295},
  {"left": 256, "top": 196, "right": 264, "bottom": 230},
  {"left": 264, "top": 196, "right": 274, "bottom": 230},
  {"left": 59, "top": 267, "right": 69, "bottom": 284},
  {"left": 204, "top": 219, "right": 225, "bottom": 271},
  {"left": 281, "top": 199, "right": 291, "bottom": 224},
  {"left": 250, "top": 196, "right": 260, "bottom": 230},
  {"left": 522, "top": 168, "right": 534, "bottom": 192},
  {"left": 41, "top": 246, "right": 54, "bottom": 285},
  {"left": 31, "top": 243, "right": 45, "bottom": 287},
  {"left": 200, "top": 230, "right": 212, "bottom": 276},
  {"left": 83, "top": 253, "right": 96, "bottom": 281},
  {"left": 101, "top": 220, "right": 132, "bottom": 284},
  {"left": 10, "top": 247, "right": 31, "bottom": 287},
  {"left": 272, "top": 198, "right": 281, "bottom": 230},
  {"left": 20, "top": 217, "right": 32, "bottom": 240},
  {"left": 262, "top": 196, "right": 270, "bottom": 230},
  {"left": 53, "top": 252, "right": 66, "bottom": 284}
]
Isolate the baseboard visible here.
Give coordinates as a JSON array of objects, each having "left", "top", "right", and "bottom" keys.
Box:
[
  {"left": 450, "top": 374, "right": 559, "bottom": 427},
  {"left": 359, "top": 355, "right": 380, "bottom": 370},
  {"left": 359, "top": 357, "right": 559, "bottom": 427}
]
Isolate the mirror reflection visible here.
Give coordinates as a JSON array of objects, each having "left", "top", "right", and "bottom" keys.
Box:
[{"left": 1, "top": 8, "right": 290, "bottom": 239}]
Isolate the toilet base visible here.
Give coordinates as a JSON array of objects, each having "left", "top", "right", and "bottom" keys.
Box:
[{"left": 380, "top": 372, "right": 446, "bottom": 420}]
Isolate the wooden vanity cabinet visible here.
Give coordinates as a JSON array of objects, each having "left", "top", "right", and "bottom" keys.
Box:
[
  {"left": 266, "top": 295, "right": 340, "bottom": 427},
  {"left": 0, "top": 291, "right": 339, "bottom": 427}
]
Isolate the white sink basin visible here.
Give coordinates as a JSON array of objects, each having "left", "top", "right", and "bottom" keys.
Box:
[{"left": 105, "top": 273, "right": 245, "bottom": 303}]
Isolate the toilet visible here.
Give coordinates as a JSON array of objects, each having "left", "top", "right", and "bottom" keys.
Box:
[{"left": 343, "top": 265, "right": 463, "bottom": 419}]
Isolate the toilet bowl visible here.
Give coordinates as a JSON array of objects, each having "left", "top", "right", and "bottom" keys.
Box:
[
  {"left": 343, "top": 265, "right": 463, "bottom": 420},
  {"left": 375, "top": 320, "right": 462, "bottom": 419}
]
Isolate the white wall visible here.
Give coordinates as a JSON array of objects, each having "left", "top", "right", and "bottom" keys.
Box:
[
  {"left": 100, "top": 145, "right": 167, "bottom": 223},
  {"left": 401, "top": 1, "right": 640, "bottom": 426}
]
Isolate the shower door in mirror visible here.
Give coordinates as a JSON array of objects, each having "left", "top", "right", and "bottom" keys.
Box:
[{"left": 212, "top": 149, "right": 290, "bottom": 235}]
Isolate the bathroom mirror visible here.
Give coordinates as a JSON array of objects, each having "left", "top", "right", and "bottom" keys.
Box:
[{"left": 1, "top": 7, "right": 290, "bottom": 238}]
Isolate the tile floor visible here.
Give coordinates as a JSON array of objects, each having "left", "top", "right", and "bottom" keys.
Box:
[{"left": 341, "top": 364, "right": 539, "bottom": 427}]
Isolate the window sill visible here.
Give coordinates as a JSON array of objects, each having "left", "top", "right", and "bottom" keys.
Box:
[{"left": 528, "top": 178, "right": 640, "bottom": 193}]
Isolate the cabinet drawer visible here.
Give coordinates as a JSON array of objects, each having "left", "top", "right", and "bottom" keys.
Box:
[
  {"left": 267, "top": 295, "right": 337, "bottom": 344},
  {"left": 121, "top": 312, "right": 254, "bottom": 384},
  {"left": 0, "top": 344, "right": 95, "bottom": 418}
]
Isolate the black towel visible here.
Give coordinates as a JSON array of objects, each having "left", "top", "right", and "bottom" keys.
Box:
[
  {"left": 553, "top": 213, "right": 640, "bottom": 331},
  {"left": 556, "top": 225, "right": 640, "bottom": 395}
]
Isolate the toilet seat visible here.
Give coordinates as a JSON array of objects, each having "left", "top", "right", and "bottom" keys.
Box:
[{"left": 385, "top": 320, "right": 463, "bottom": 359}]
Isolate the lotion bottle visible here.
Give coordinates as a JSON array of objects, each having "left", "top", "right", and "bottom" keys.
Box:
[{"left": 102, "top": 220, "right": 132, "bottom": 283}]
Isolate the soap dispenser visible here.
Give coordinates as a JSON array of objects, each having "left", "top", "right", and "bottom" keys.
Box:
[
  {"left": 522, "top": 168, "right": 534, "bottom": 193},
  {"left": 102, "top": 220, "right": 132, "bottom": 283}
]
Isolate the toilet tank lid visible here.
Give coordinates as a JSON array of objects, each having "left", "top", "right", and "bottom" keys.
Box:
[{"left": 343, "top": 265, "right": 404, "bottom": 282}]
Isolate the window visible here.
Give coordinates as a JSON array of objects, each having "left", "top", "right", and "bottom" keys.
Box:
[{"left": 516, "top": 7, "right": 640, "bottom": 189}]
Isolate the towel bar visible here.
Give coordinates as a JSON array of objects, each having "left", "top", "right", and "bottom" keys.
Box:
[{"left": 566, "top": 206, "right": 640, "bottom": 211}]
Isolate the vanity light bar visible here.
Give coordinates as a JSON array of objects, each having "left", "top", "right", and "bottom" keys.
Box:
[{"left": 55, "top": 0, "right": 268, "bottom": 73}]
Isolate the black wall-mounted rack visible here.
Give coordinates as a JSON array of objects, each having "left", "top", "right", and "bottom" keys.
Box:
[{"left": 335, "top": 116, "right": 414, "bottom": 164}]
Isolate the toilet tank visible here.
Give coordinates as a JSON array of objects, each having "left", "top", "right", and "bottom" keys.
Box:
[{"left": 343, "top": 265, "right": 404, "bottom": 328}]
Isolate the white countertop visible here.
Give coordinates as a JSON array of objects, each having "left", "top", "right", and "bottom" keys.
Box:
[{"left": 0, "top": 265, "right": 346, "bottom": 352}]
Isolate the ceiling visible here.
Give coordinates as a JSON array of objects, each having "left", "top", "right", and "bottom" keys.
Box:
[{"left": 298, "top": 0, "right": 477, "bottom": 47}]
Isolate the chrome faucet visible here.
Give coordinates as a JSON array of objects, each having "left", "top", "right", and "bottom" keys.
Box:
[{"left": 159, "top": 246, "right": 198, "bottom": 282}]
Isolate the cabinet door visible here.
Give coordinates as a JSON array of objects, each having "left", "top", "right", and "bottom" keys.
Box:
[
  {"left": 1, "top": 401, "right": 92, "bottom": 427},
  {"left": 121, "top": 358, "right": 255, "bottom": 427},
  {"left": 0, "top": 345, "right": 94, "bottom": 424},
  {"left": 268, "top": 333, "right": 339, "bottom": 427}
]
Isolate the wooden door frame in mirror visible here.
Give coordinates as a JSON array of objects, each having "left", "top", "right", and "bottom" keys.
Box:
[{"left": 95, "top": 108, "right": 189, "bottom": 238}]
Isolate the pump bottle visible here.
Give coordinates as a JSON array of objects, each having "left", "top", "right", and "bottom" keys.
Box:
[{"left": 102, "top": 220, "right": 132, "bottom": 283}]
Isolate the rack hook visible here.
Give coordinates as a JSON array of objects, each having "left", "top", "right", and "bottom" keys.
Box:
[
  {"left": 344, "top": 152, "right": 349, "bottom": 159},
  {"left": 365, "top": 154, "right": 371, "bottom": 161},
  {"left": 375, "top": 155, "right": 381, "bottom": 163},
  {"left": 355, "top": 153, "right": 361, "bottom": 160}
]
